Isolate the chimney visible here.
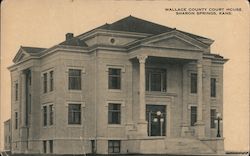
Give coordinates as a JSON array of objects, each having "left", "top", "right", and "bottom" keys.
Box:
[{"left": 66, "top": 33, "right": 74, "bottom": 41}]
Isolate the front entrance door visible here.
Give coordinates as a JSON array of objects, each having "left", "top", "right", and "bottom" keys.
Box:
[{"left": 146, "top": 105, "right": 166, "bottom": 136}]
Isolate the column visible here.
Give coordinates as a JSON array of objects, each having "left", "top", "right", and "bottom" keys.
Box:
[
  {"left": 136, "top": 55, "right": 148, "bottom": 137},
  {"left": 195, "top": 60, "right": 205, "bottom": 138},
  {"left": 137, "top": 55, "right": 148, "bottom": 122}
]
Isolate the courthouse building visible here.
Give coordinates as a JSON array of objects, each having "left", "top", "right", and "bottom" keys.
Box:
[{"left": 8, "top": 16, "right": 227, "bottom": 155}]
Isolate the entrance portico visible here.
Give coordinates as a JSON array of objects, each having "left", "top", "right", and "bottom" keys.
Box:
[{"left": 130, "top": 34, "right": 206, "bottom": 139}]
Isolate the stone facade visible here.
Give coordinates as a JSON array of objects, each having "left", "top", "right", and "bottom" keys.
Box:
[
  {"left": 4, "top": 119, "right": 11, "bottom": 151},
  {"left": 8, "top": 16, "right": 227, "bottom": 155}
]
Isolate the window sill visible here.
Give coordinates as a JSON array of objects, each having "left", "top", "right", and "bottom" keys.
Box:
[
  {"left": 68, "top": 90, "right": 82, "bottom": 93},
  {"left": 108, "top": 89, "right": 122, "bottom": 93},
  {"left": 146, "top": 91, "right": 167, "bottom": 93},
  {"left": 146, "top": 136, "right": 166, "bottom": 139},
  {"left": 145, "top": 91, "right": 177, "bottom": 97},
  {"left": 189, "top": 93, "right": 197, "bottom": 96},
  {"left": 67, "top": 124, "right": 83, "bottom": 127},
  {"left": 108, "top": 124, "right": 123, "bottom": 128},
  {"left": 43, "top": 125, "right": 54, "bottom": 128},
  {"left": 108, "top": 124, "right": 123, "bottom": 127},
  {"left": 210, "top": 97, "right": 217, "bottom": 101}
]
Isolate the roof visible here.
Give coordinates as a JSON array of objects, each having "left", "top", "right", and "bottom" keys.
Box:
[
  {"left": 13, "top": 16, "right": 214, "bottom": 64},
  {"left": 22, "top": 16, "right": 211, "bottom": 52},
  {"left": 98, "top": 16, "right": 173, "bottom": 35},
  {"left": 90, "top": 16, "right": 210, "bottom": 41},
  {"left": 21, "top": 46, "right": 47, "bottom": 55}
]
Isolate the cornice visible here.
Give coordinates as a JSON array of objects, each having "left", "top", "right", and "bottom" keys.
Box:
[
  {"left": 78, "top": 29, "right": 150, "bottom": 41},
  {"left": 8, "top": 57, "right": 39, "bottom": 71},
  {"left": 203, "top": 54, "right": 228, "bottom": 64},
  {"left": 127, "top": 44, "right": 203, "bottom": 53}
]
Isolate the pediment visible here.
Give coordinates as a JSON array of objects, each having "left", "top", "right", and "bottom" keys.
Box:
[
  {"left": 144, "top": 36, "right": 202, "bottom": 51},
  {"left": 13, "top": 48, "right": 30, "bottom": 63}
]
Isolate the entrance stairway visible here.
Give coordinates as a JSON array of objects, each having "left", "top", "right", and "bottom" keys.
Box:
[{"left": 164, "top": 138, "right": 215, "bottom": 154}]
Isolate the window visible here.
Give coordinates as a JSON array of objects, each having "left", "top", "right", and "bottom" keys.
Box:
[
  {"left": 15, "top": 112, "right": 18, "bottom": 129},
  {"left": 211, "top": 78, "right": 216, "bottom": 97},
  {"left": 49, "top": 140, "right": 53, "bottom": 153},
  {"left": 43, "top": 140, "right": 47, "bottom": 153},
  {"left": 190, "top": 106, "right": 197, "bottom": 126},
  {"left": 210, "top": 109, "right": 216, "bottom": 128},
  {"left": 108, "top": 140, "right": 120, "bottom": 153},
  {"left": 68, "top": 104, "right": 81, "bottom": 124},
  {"left": 190, "top": 73, "right": 197, "bottom": 93},
  {"left": 43, "top": 106, "right": 47, "bottom": 126},
  {"left": 108, "top": 68, "right": 121, "bottom": 89},
  {"left": 68, "top": 69, "right": 81, "bottom": 90},
  {"left": 43, "top": 73, "right": 47, "bottom": 93},
  {"left": 146, "top": 68, "right": 166, "bottom": 92},
  {"left": 49, "top": 71, "right": 54, "bottom": 91},
  {"left": 49, "top": 105, "right": 53, "bottom": 125},
  {"left": 15, "top": 82, "right": 18, "bottom": 101},
  {"left": 91, "top": 140, "right": 96, "bottom": 154},
  {"left": 108, "top": 103, "right": 121, "bottom": 124}
]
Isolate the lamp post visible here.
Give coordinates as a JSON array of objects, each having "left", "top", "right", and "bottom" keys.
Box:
[
  {"left": 160, "top": 118, "right": 164, "bottom": 136},
  {"left": 214, "top": 113, "right": 222, "bottom": 137},
  {"left": 149, "top": 111, "right": 164, "bottom": 136}
]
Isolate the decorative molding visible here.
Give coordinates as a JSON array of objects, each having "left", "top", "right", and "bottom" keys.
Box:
[
  {"left": 105, "top": 100, "right": 125, "bottom": 107},
  {"left": 78, "top": 28, "right": 149, "bottom": 41},
  {"left": 65, "top": 101, "right": 86, "bottom": 107},
  {"left": 106, "top": 64, "right": 125, "bottom": 73},
  {"left": 137, "top": 55, "right": 148, "bottom": 64},
  {"left": 66, "top": 66, "right": 86, "bottom": 74},
  {"left": 188, "top": 103, "right": 197, "bottom": 109}
]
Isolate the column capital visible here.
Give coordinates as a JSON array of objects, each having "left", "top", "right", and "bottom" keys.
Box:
[
  {"left": 137, "top": 55, "right": 148, "bottom": 64},
  {"left": 197, "top": 60, "right": 203, "bottom": 68}
]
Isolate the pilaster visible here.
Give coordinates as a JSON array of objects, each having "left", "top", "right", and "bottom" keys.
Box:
[{"left": 195, "top": 60, "right": 205, "bottom": 138}]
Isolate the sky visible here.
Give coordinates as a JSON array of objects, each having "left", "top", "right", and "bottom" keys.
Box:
[{"left": 0, "top": 0, "right": 249, "bottom": 151}]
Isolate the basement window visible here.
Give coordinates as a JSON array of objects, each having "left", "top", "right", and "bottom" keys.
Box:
[{"left": 108, "top": 140, "right": 120, "bottom": 153}]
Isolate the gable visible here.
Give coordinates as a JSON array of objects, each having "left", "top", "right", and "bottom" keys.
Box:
[
  {"left": 18, "top": 53, "right": 27, "bottom": 61},
  {"left": 13, "top": 49, "right": 30, "bottom": 63},
  {"left": 13, "top": 46, "right": 46, "bottom": 63},
  {"left": 147, "top": 36, "right": 201, "bottom": 50}
]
